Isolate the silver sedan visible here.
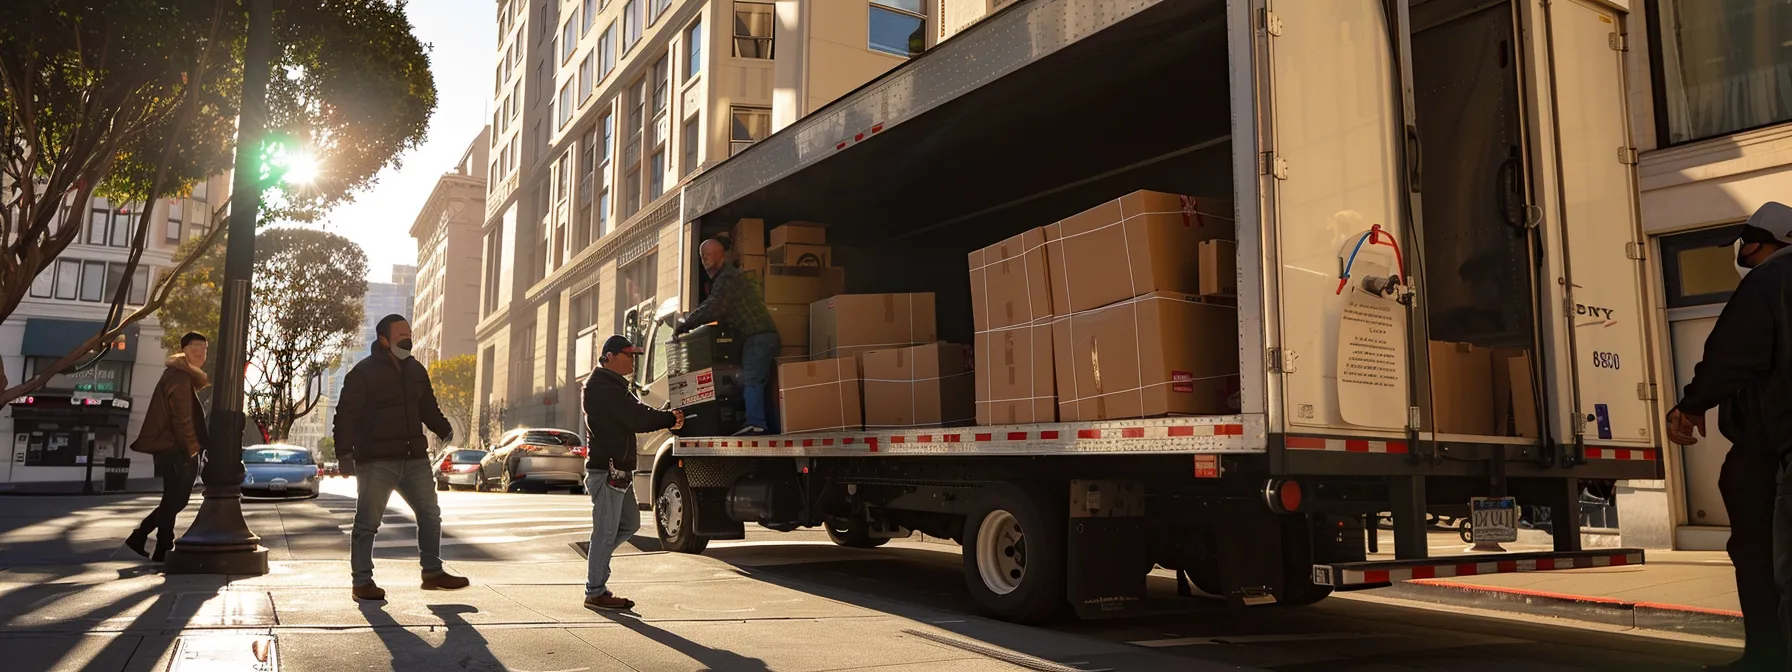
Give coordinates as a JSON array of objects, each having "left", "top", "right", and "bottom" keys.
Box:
[{"left": 241, "top": 445, "right": 321, "bottom": 499}]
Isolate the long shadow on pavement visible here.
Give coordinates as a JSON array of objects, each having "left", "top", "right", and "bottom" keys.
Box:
[
  {"left": 358, "top": 602, "right": 501, "bottom": 671},
  {"left": 593, "top": 609, "right": 770, "bottom": 672}
]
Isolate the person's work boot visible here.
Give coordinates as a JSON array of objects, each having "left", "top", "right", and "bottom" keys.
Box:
[
  {"left": 731, "top": 426, "right": 766, "bottom": 437},
  {"left": 420, "top": 570, "right": 470, "bottom": 591},
  {"left": 352, "top": 583, "right": 387, "bottom": 601},
  {"left": 123, "top": 530, "right": 149, "bottom": 559},
  {"left": 150, "top": 540, "right": 172, "bottom": 563},
  {"left": 583, "top": 592, "right": 635, "bottom": 611}
]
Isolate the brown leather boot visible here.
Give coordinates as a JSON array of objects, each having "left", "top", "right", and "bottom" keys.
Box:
[
  {"left": 583, "top": 592, "right": 634, "bottom": 611},
  {"left": 352, "top": 583, "right": 386, "bottom": 601},
  {"left": 420, "top": 570, "right": 470, "bottom": 591}
]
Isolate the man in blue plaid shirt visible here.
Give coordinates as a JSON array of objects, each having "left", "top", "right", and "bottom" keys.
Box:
[{"left": 676, "top": 238, "right": 778, "bottom": 435}]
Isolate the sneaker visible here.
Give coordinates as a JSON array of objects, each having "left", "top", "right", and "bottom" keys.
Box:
[
  {"left": 731, "top": 426, "right": 767, "bottom": 437},
  {"left": 420, "top": 570, "right": 470, "bottom": 591},
  {"left": 352, "top": 583, "right": 387, "bottom": 601},
  {"left": 583, "top": 592, "right": 635, "bottom": 611}
]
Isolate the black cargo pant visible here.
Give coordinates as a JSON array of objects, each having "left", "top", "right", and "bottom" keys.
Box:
[
  {"left": 1721, "top": 448, "right": 1787, "bottom": 669},
  {"left": 134, "top": 450, "right": 198, "bottom": 548}
]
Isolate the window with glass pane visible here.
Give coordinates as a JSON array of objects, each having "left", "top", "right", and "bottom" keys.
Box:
[
  {"left": 582, "top": 0, "right": 596, "bottom": 33},
  {"left": 652, "top": 54, "right": 669, "bottom": 115},
  {"left": 1655, "top": 0, "right": 1792, "bottom": 144},
  {"left": 596, "top": 190, "right": 611, "bottom": 239},
  {"left": 624, "top": 0, "right": 642, "bottom": 51},
  {"left": 166, "top": 217, "right": 182, "bottom": 243},
  {"left": 110, "top": 208, "right": 132, "bottom": 247},
  {"left": 733, "top": 2, "right": 774, "bottom": 58},
  {"left": 601, "top": 22, "right": 617, "bottom": 76},
  {"left": 55, "top": 260, "right": 79, "bottom": 300},
  {"left": 624, "top": 168, "right": 641, "bottom": 216},
  {"left": 648, "top": 0, "right": 668, "bottom": 25},
  {"left": 686, "top": 19, "right": 703, "bottom": 81},
  {"left": 559, "top": 84, "right": 573, "bottom": 128},
  {"left": 1661, "top": 224, "right": 1746, "bottom": 307},
  {"left": 30, "top": 266, "right": 53, "bottom": 298},
  {"left": 580, "top": 128, "right": 597, "bottom": 203},
  {"left": 191, "top": 181, "right": 208, "bottom": 202},
  {"left": 683, "top": 116, "right": 700, "bottom": 176},
  {"left": 601, "top": 113, "right": 614, "bottom": 164},
  {"left": 730, "top": 106, "right": 771, "bottom": 155},
  {"left": 558, "top": 152, "right": 573, "bottom": 202},
  {"left": 579, "top": 54, "right": 594, "bottom": 100},
  {"left": 87, "top": 209, "right": 108, "bottom": 245},
  {"left": 869, "top": 0, "right": 924, "bottom": 58},
  {"left": 129, "top": 266, "right": 149, "bottom": 305},
  {"left": 562, "top": 18, "right": 577, "bottom": 63},
  {"left": 649, "top": 151, "right": 665, "bottom": 200},
  {"left": 104, "top": 262, "right": 126, "bottom": 300},
  {"left": 80, "top": 261, "right": 105, "bottom": 302}
]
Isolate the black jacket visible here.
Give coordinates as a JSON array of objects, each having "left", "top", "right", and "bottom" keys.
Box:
[
  {"left": 582, "top": 367, "right": 676, "bottom": 471},
  {"left": 333, "top": 343, "right": 452, "bottom": 463},
  {"left": 1676, "top": 251, "right": 1792, "bottom": 459}
]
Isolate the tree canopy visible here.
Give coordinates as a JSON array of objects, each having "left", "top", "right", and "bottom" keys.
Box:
[
  {"left": 429, "top": 354, "right": 477, "bottom": 447},
  {"left": 242, "top": 227, "right": 366, "bottom": 441}
]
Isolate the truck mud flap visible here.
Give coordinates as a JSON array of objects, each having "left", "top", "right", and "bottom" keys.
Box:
[
  {"left": 1067, "top": 480, "right": 1148, "bottom": 619},
  {"left": 1312, "top": 548, "right": 1644, "bottom": 590},
  {"left": 692, "top": 487, "right": 745, "bottom": 540}
]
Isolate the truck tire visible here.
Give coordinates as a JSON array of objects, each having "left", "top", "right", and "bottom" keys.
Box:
[
  {"left": 1278, "top": 514, "right": 1333, "bottom": 607},
  {"left": 655, "top": 464, "right": 708, "bottom": 554},
  {"left": 826, "top": 517, "right": 890, "bottom": 549},
  {"left": 962, "top": 482, "right": 1066, "bottom": 624}
]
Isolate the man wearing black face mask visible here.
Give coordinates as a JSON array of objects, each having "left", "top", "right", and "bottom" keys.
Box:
[
  {"left": 1668, "top": 202, "right": 1792, "bottom": 671},
  {"left": 335, "top": 314, "right": 464, "bottom": 602}
]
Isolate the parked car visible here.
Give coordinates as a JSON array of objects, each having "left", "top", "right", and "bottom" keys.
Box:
[
  {"left": 241, "top": 445, "right": 320, "bottom": 499},
  {"left": 321, "top": 462, "right": 340, "bottom": 478},
  {"left": 477, "top": 428, "right": 588, "bottom": 494},
  {"left": 435, "top": 449, "right": 487, "bottom": 491}
]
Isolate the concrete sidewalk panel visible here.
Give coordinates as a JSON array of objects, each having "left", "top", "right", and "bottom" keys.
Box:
[
  {"left": 1380, "top": 579, "right": 1745, "bottom": 641},
  {"left": 0, "top": 632, "right": 145, "bottom": 672},
  {"left": 564, "top": 616, "right": 1020, "bottom": 672},
  {"left": 265, "top": 585, "right": 553, "bottom": 628},
  {"left": 489, "top": 576, "right": 872, "bottom": 623},
  {"left": 279, "top": 625, "right": 636, "bottom": 672}
]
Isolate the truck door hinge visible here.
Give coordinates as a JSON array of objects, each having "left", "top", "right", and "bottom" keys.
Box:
[
  {"left": 1625, "top": 241, "right": 1646, "bottom": 260},
  {"left": 1260, "top": 152, "right": 1289, "bottom": 180},
  {"left": 1638, "top": 382, "right": 1656, "bottom": 401},
  {"left": 1609, "top": 32, "right": 1628, "bottom": 52},
  {"left": 1260, "top": 9, "right": 1283, "bottom": 36},
  {"left": 1267, "top": 347, "right": 1297, "bottom": 374},
  {"left": 1618, "top": 146, "right": 1639, "bottom": 165}
]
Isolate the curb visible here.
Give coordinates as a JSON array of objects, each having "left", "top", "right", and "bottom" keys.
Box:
[{"left": 1383, "top": 579, "right": 1743, "bottom": 641}]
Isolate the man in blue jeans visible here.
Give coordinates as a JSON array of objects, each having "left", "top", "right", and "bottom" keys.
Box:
[
  {"left": 335, "top": 315, "right": 466, "bottom": 601},
  {"left": 581, "top": 335, "right": 683, "bottom": 609},
  {"left": 677, "top": 238, "right": 780, "bottom": 435}
]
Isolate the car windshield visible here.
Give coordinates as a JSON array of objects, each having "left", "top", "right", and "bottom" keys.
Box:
[
  {"left": 450, "top": 450, "right": 486, "bottom": 463},
  {"left": 244, "top": 448, "right": 314, "bottom": 465},
  {"left": 519, "top": 431, "right": 582, "bottom": 447}
]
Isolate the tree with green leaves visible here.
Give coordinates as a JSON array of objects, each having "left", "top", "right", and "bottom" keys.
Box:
[
  {"left": 317, "top": 436, "right": 336, "bottom": 462},
  {"left": 429, "top": 354, "right": 477, "bottom": 448},
  {"left": 240, "top": 228, "right": 366, "bottom": 442},
  {"left": 0, "top": 0, "right": 435, "bottom": 404}
]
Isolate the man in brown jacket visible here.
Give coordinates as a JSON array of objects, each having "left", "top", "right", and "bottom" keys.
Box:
[{"left": 125, "top": 332, "right": 210, "bottom": 561}]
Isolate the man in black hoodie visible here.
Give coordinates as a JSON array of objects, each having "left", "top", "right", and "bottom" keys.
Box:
[
  {"left": 1668, "top": 202, "right": 1792, "bottom": 672},
  {"left": 581, "top": 335, "right": 683, "bottom": 610}
]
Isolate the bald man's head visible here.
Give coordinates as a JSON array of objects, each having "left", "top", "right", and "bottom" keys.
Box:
[{"left": 700, "top": 239, "right": 726, "bottom": 276}]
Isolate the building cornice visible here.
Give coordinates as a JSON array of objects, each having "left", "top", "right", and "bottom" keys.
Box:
[{"left": 409, "top": 173, "right": 487, "bottom": 240}]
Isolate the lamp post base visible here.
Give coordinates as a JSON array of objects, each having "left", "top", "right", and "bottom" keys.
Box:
[
  {"left": 164, "top": 546, "right": 269, "bottom": 575},
  {"left": 163, "top": 488, "right": 270, "bottom": 575}
]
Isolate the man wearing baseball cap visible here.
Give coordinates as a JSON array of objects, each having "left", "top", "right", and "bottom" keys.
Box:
[
  {"left": 1668, "top": 201, "right": 1792, "bottom": 671},
  {"left": 579, "top": 335, "right": 683, "bottom": 610}
]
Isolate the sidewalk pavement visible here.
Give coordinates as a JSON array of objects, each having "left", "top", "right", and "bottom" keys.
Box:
[{"left": 1378, "top": 549, "right": 1742, "bottom": 641}]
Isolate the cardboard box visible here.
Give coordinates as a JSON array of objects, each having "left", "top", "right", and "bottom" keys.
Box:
[
  {"left": 975, "top": 322, "right": 1056, "bottom": 425},
  {"left": 1428, "top": 341, "right": 1495, "bottom": 435},
  {"left": 762, "top": 265, "right": 845, "bottom": 305},
  {"left": 862, "top": 343, "right": 975, "bottom": 429},
  {"left": 771, "top": 223, "right": 826, "bottom": 248},
  {"left": 1044, "top": 191, "right": 1232, "bottom": 315},
  {"left": 778, "top": 345, "right": 806, "bottom": 359},
  {"left": 778, "top": 356, "right": 862, "bottom": 433},
  {"left": 809, "top": 293, "right": 937, "bottom": 359},
  {"left": 1051, "top": 292, "right": 1239, "bottom": 421},
  {"left": 736, "top": 253, "right": 768, "bottom": 279},
  {"left": 769, "top": 243, "right": 832, "bottom": 267},
  {"left": 1493, "top": 349, "right": 1539, "bottom": 438},
  {"left": 767, "top": 303, "right": 810, "bottom": 348},
  {"left": 1198, "top": 239, "right": 1236, "bottom": 297},
  {"left": 732, "top": 218, "right": 766, "bottom": 257},
  {"left": 969, "top": 227, "right": 1053, "bottom": 332}
]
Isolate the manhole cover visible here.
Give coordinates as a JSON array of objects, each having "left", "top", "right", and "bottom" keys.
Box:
[{"left": 168, "top": 634, "right": 277, "bottom": 672}]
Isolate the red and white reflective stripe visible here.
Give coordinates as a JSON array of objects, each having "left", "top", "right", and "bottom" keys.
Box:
[
  {"left": 1584, "top": 447, "right": 1658, "bottom": 461},
  {"left": 884, "top": 423, "right": 1246, "bottom": 445},
  {"left": 692, "top": 437, "right": 881, "bottom": 451},
  {"left": 1285, "top": 436, "right": 1409, "bottom": 454},
  {"left": 1338, "top": 551, "right": 1643, "bottom": 586}
]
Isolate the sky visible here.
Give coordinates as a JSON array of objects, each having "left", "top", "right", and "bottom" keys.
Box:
[{"left": 302, "top": 0, "right": 493, "bottom": 282}]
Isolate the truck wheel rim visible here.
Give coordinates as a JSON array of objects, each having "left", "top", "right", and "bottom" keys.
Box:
[
  {"left": 658, "top": 483, "right": 685, "bottom": 539},
  {"left": 976, "top": 509, "right": 1026, "bottom": 595}
]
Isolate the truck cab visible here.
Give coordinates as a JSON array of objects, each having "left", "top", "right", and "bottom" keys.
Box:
[{"left": 624, "top": 297, "right": 683, "bottom": 508}]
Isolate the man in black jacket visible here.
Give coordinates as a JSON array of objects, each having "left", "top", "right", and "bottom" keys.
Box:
[
  {"left": 1668, "top": 202, "right": 1792, "bottom": 672},
  {"left": 335, "top": 314, "right": 467, "bottom": 602},
  {"left": 581, "top": 335, "right": 682, "bottom": 610}
]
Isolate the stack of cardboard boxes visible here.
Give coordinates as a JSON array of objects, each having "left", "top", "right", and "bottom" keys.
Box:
[
  {"left": 729, "top": 219, "right": 844, "bottom": 360},
  {"left": 1426, "top": 341, "right": 1538, "bottom": 437},
  {"left": 969, "top": 190, "right": 1240, "bottom": 424}
]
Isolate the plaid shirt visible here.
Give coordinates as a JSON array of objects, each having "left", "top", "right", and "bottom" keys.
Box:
[{"left": 678, "top": 263, "right": 775, "bottom": 336}]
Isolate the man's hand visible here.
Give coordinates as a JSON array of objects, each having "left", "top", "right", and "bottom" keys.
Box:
[
  {"left": 671, "top": 409, "right": 685, "bottom": 431},
  {"left": 1666, "top": 408, "right": 1706, "bottom": 446},
  {"left": 339, "top": 456, "right": 356, "bottom": 477}
]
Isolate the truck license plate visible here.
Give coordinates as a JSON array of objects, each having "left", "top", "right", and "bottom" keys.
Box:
[{"left": 1470, "top": 496, "right": 1518, "bottom": 543}]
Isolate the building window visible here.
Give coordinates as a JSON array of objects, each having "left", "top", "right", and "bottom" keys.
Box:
[
  {"left": 597, "top": 114, "right": 613, "bottom": 240},
  {"left": 624, "top": 168, "right": 641, "bottom": 217},
  {"left": 869, "top": 0, "right": 925, "bottom": 58},
  {"left": 54, "top": 259, "right": 79, "bottom": 300},
  {"left": 1653, "top": 0, "right": 1792, "bottom": 145},
  {"left": 87, "top": 208, "right": 108, "bottom": 246},
  {"left": 615, "top": 250, "right": 659, "bottom": 335},
  {"left": 109, "top": 207, "right": 132, "bottom": 247},
  {"left": 558, "top": 83, "right": 573, "bottom": 129},
  {"left": 683, "top": 116, "right": 700, "bottom": 176},
  {"left": 582, "top": 0, "right": 597, "bottom": 34},
  {"left": 130, "top": 266, "right": 149, "bottom": 306},
  {"left": 685, "top": 19, "right": 703, "bottom": 81},
  {"left": 648, "top": 150, "right": 665, "bottom": 201},
  {"left": 165, "top": 202, "right": 182, "bottom": 243},
  {"left": 29, "top": 265, "right": 53, "bottom": 298},
  {"left": 730, "top": 105, "right": 771, "bottom": 155},
  {"left": 648, "top": 0, "right": 670, "bottom": 26},
  {"left": 579, "top": 53, "right": 595, "bottom": 101},
  {"left": 624, "top": 0, "right": 643, "bottom": 52},
  {"left": 600, "top": 21, "right": 617, "bottom": 78},
  {"left": 652, "top": 53, "right": 670, "bottom": 116},
  {"left": 561, "top": 16, "right": 578, "bottom": 63},
  {"left": 733, "top": 2, "right": 774, "bottom": 58},
  {"left": 80, "top": 260, "right": 105, "bottom": 302},
  {"left": 483, "top": 230, "right": 503, "bottom": 316},
  {"left": 1661, "top": 224, "right": 1746, "bottom": 308}
]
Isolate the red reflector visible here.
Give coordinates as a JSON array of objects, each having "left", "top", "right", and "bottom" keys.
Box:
[
  {"left": 1076, "top": 429, "right": 1099, "bottom": 439},
  {"left": 1040, "top": 431, "right": 1059, "bottom": 440},
  {"left": 1278, "top": 479, "right": 1302, "bottom": 512},
  {"left": 1410, "top": 565, "right": 1436, "bottom": 580},
  {"left": 975, "top": 433, "right": 992, "bottom": 441},
  {"left": 1007, "top": 432, "right": 1028, "bottom": 441},
  {"left": 1168, "top": 426, "right": 1195, "bottom": 437},
  {"left": 1121, "top": 428, "right": 1145, "bottom": 438}
]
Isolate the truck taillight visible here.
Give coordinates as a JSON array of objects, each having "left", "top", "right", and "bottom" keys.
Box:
[{"left": 1263, "top": 478, "right": 1302, "bottom": 514}]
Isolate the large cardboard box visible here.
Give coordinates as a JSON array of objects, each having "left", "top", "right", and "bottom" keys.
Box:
[
  {"left": 975, "top": 322, "right": 1056, "bottom": 425},
  {"left": 809, "top": 293, "right": 937, "bottom": 359},
  {"left": 1044, "top": 191, "right": 1232, "bottom": 315},
  {"left": 736, "top": 253, "right": 768, "bottom": 279},
  {"left": 969, "top": 227, "right": 1053, "bottom": 331},
  {"left": 762, "top": 265, "right": 845, "bottom": 305},
  {"left": 732, "top": 218, "right": 766, "bottom": 257},
  {"left": 771, "top": 223, "right": 827, "bottom": 248},
  {"left": 778, "top": 356, "right": 862, "bottom": 433},
  {"left": 1051, "top": 292, "right": 1239, "bottom": 421},
  {"left": 1198, "top": 239, "right": 1236, "bottom": 297},
  {"left": 1428, "top": 341, "right": 1495, "bottom": 435},
  {"left": 862, "top": 343, "right": 975, "bottom": 429},
  {"left": 769, "top": 243, "right": 832, "bottom": 267},
  {"left": 767, "top": 303, "right": 810, "bottom": 348},
  {"left": 1492, "top": 349, "right": 1539, "bottom": 438}
]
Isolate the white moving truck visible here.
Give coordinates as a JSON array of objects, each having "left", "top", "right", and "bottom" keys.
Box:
[{"left": 615, "top": 0, "right": 1662, "bottom": 623}]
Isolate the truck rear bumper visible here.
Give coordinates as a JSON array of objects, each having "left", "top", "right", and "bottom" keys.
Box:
[{"left": 1313, "top": 548, "right": 1645, "bottom": 590}]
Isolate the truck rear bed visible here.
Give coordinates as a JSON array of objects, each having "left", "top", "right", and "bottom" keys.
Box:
[{"left": 676, "top": 415, "right": 1265, "bottom": 457}]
